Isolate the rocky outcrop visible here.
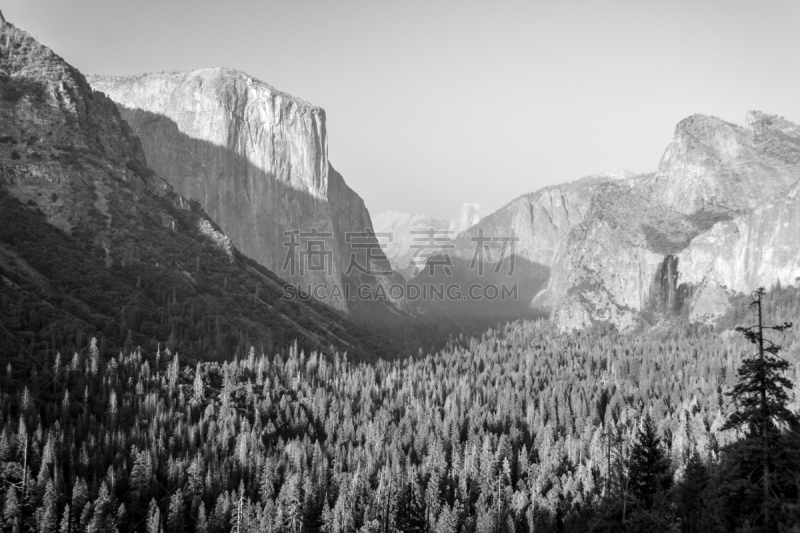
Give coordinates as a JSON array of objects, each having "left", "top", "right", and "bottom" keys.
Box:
[
  {"left": 89, "top": 70, "right": 405, "bottom": 313},
  {"left": 0, "top": 13, "right": 393, "bottom": 359},
  {"left": 678, "top": 180, "right": 800, "bottom": 294},
  {"left": 435, "top": 113, "right": 800, "bottom": 330},
  {"left": 649, "top": 114, "right": 800, "bottom": 214},
  {"left": 82, "top": 52, "right": 800, "bottom": 331}
]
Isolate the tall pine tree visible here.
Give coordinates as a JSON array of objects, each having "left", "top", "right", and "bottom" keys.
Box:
[{"left": 719, "top": 287, "right": 799, "bottom": 531}]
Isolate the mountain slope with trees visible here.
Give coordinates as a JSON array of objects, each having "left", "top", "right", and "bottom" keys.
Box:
[
  {"left": 0, "top": 12, "right": 396, "bottom": 363},
  {"left": 1, "top": 285, "right": 799, "bottom": 532}
]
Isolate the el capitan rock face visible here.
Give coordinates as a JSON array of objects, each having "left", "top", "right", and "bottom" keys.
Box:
[
  {"left": 0, "top": 14, "right": 395, "bottom": 359},
  {"left": 89, "top": 70, "right": 405, "bottom": 314}
]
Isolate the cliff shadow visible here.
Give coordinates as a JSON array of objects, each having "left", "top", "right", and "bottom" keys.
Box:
[{"left": 109, "top": 104, "right": 410, "bottom": 318}]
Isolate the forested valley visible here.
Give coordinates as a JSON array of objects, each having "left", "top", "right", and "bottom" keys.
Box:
[{"left": 1, "top": 284, "right": 799, "bottom": 533}]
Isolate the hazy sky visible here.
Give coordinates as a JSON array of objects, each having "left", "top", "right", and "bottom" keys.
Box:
[{"left": 4, "top": 0, "right": 800, "bottom": 220}]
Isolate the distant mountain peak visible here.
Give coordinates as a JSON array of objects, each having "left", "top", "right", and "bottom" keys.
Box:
[
  {"left": 450, "top": 202, "right": 484, "bottom": 235},
  {"left": 652, "top": 112, "right": 800, "bottom": 215}
]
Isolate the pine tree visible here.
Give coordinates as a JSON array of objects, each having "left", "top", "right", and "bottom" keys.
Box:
[
  {"left": 71, "top": 478, "right": 89, "bottom": 520},
  {"left": 129, "top": 447, "right": 152, "bottom": 515},
  {"left": 395, "top": 478, "right": 425, "bottom": 533},
  {"left": 86, "top": 482, "right": 115, "bottom": 533},
  {"left": 278, "top": 474, "right": 303, "bottom": 533},
  {"left": 166, "top": 489, "right": 184, "bottom": 533},
  {"left": 39, "top": 479, "right": 58, "bottom": 533},
  {"left": 196, "top": 503, "right": 208, "bottom": 533},
  {"left": 147, "top": 499, "right": 162, "bottom": 533},
  {"left": 192, "top": 364, "right": 205, "bottom": 403},
  {"left": 722, "top": 287, "right": 797, "bottom": 528},
  {"left": 259, "top": 458, "right": 275, "bottom": 503},
  {"left": 4, "top": 486, "right": 21, "bottom": 533},
  {"left": 627, "top": 414, "right": 671, "bottom": 511},
  {"left": 320, "top": 495, "right": 333, "bottom": 533},
  {"left": 57, "top": 504, "right": 70, "bottom": 533},
  {"left": 675, "top": 452, "right": 709, "bottom": 533}
]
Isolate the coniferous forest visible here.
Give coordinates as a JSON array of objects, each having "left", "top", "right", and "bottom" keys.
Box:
[
  {"left": 1, "top": 285, "right": 800, "bottom": 533},
  {"left": 3, "top": 5, "right": 800, "bottom": 533}
]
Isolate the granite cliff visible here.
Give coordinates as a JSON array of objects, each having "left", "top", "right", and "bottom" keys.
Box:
[
  {"left": 89, "top": 70, "right": 405, "bottom": 315},
  {"left": 0, "top": 13, "right": 394, "bottom": 360},
  {"left": 650, "top": 112, "right": 800, "bottom": 214},
  {"left": 429, "top": 113, "right": 800, "bottom": 330},
  {"left": 677, "top": 179, "right": 800, "bottom": 323}
]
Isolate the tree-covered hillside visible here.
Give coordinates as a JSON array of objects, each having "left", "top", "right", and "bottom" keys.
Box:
[
  {"left": 2, "top": 286, "right": 800, "bottom": 533},
  {"left": 0, "top": 15, "right": 396, "bottom": 364}
]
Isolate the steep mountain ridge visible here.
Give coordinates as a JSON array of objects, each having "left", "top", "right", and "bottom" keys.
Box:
[
  {"left": 88, "top": 70, "right": 406, "bottom": 315},
  {"left": 649, "top": 113, "right": 800, "bottom": 214},
  {"left": 677, "top": 178, "right": 800, "bottom": 323},
  {"left": 0, "top": 13, "right": 393, "bottom": 361},
  {"left": 433, "top": 113, "right": 800, "bottom": 330}
]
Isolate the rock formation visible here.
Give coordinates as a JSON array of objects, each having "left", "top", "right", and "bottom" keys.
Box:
[
  {"left": 678, "top": 179, "right": 800, "bottom": 303},
  {"left": 89, "top": 70, "right": 405, "bottom": 315},
  {"left": 433, "top": 113, "right": 800, "bottom": 330},
  {"left": 449, "top": 203, "right": 484, "bottom": 235},
  {"left": 0, "top": 13, "right": 392, "bottom": 359},
  {"left": 649, "top": 113, "right": 800, "bottom": 214}
]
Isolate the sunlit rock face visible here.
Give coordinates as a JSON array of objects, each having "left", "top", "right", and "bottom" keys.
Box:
[
  {"left": 649, "top": 113, "right": 800, "bottom": 215},
  {"left": 439, "top": 112, "right": 800, "bottom": 330},
  {"left": 678, "top": 180, "right": 800, "bottom": 294},
  {"left": 86, "top": 67, "right": 800, "bottom": 330},
  {"left": 90, "top": 70, "right": 405, "bottom": 313},
  {"left": 0, "top": 13, "right": 381, "bottom": 355}
]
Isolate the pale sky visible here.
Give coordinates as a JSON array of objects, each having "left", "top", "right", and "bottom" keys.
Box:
[{"left": 4, "top": 0, "right": 800, "bottom": 220}]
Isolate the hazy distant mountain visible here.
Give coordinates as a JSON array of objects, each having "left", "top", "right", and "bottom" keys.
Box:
[
  {"left": 449, "top": 202, "right": 485, "bottom": 235},
  {"left": 421, "top": 113, "right": 800, "bottom": 330},
  {"left": 373, "top": 203, "right": 484, "bottom": 279},
  {"left": 0, "top": 13, "right": 394, "bottom": 360},
  {"left": 89, "top": 69, "right": 407, "bottom": 317},
  {"left": 371, "top": 210, "right": 449, "bottom": 279}
]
